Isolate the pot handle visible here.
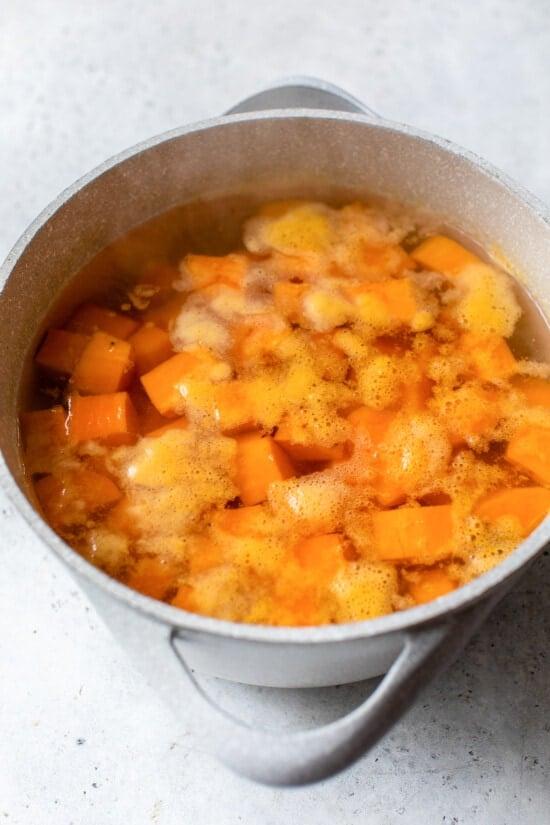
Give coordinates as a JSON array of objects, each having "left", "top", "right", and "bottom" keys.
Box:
[
  {"left": 225, "top": 76, "right": 379, "bottom": 118},
  {"left": 170, "top": 595, "right": 498, "bottom": 786}
]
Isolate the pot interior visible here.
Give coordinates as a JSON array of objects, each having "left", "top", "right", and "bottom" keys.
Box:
[{"left": 2, "top": 112, "right": 550, "bottom": 501}]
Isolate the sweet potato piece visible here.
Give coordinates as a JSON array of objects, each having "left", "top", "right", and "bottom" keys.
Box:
[
  {"left": 476, "top": 486, "right": 550, "bottom": 536},
  {"left": 347, "top": 278, "right": 418, "bottom": 325},
  {"left": 21, "top": 406, "right": 68, "bottom": 473},
  {"left": 411, "top": 235, "right": 481, "bottom": 275},
  {"left": 408, "top": 568, "right": 457, "bottom": 604},
  {"left": 129, "top": 387, "right": 168, "bottom": 435},
  {"left": 71, "top": 331, "right": 134, "bottom": 394},
  {"left": 126, "top": 557, "right": 175, "bottom": 599},
  {"left": 180, "top": 253, "right": 248, "bottom": 290},
  {"left": 34, "top": 468, "right": 122, "bottom": 528},
  {"left": 274, "top": 417, "right": 345, "bottom": 462},
  {"left": 513, "top": 376, "right": 550, "bottom": 408},
  {"left": 140, "top": 350, "right": 206, "bottom": 416},
  {"left": 68, "top": 392, "right": 139, "bottom": 446},
  {"left": 348, "top": 406, "right": 395, "bottom": 445},
  {"left": 67, "top": 303, "right": 139, "bottom": 339},
  {"left": 293, "top": 533, "right": 346, "bottom": 583},
  {"left": 188, "top": 540, "right": 225, "bottom": 575},
  {"left": 128, "top": 323, "right": 173, "bottom": 375},
  {"left": 234, "top": 432, "right": 295, "bottom": 505},
  {"left": 372, "top": 505, "right": 454, "bottom": 563},
  {"left": 213, "top": 380, "right": 256, "bottom": 433},
  {"left": 35, "top": 329, "right": 89, "bottom": 376},
  {"left": 146, "top": 416, "right": 188, "bottom": 438},
  {"left": 171, "top": 583, "right": 196, "bottom": 611},
  {"left": 461, "top": 333, "right": 517, "bottom": 380},
  {"left": 272, "top": 281, "right": 309, "bottom": 325},
  {"left": 213, "top": 505, "right": 266, "bottom": 536},
  {"left": 505, "top": 426, "right": 550, "bottom": 484}
]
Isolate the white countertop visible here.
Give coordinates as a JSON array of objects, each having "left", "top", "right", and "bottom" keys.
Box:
[{"left": 1, "top": 1, "right": 550, "bottom": 822}]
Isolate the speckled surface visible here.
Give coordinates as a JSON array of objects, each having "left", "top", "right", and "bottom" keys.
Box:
[{"left": 1, "top": 1, "right": 550, "bottom": 822}]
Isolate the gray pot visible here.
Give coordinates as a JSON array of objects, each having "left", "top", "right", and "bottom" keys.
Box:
[{"left": 1, "top": 78, "right": 549, "bottom": 787}]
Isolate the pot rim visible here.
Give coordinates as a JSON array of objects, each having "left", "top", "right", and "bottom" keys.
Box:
[{"left": 2, "top": 107, "right": 550, "bottom": 644}]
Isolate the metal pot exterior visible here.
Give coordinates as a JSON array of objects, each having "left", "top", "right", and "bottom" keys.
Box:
[{"left": 2, "top": 80, "right": 550, "bottom": 783}]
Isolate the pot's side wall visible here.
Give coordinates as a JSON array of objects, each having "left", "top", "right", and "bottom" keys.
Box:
[{"left": 78, "top": 572, "right": 403, "bottom": 688}]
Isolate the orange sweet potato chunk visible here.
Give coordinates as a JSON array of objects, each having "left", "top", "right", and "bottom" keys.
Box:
[
  {"left": 476, "top": 486, "right": 550, "bottom": 536},
  {"left": 68, "top": 392, "right": 139, "bottom": 446},
  {"left": 181, "top": 253, "right": 248, "bottom": 290},
  {"left": 293, "top": 533, "right": 346, "bottom": 583},
  {"left": 513, "top": 376, "right": 550, "bottom": 408},
  {"left": 128, "top": 323, "right": 173, "bottom": 375},
  {"left": 372, "top": 505, "right": 454, "bottom": 563},
  {"left": 411, "top": 235, "right": 481, "bottom": 275},
  {"left": 213, "top": 380, "right": 256, "bottom": 433},
  {"left": 126, "top": 557, "right": 176, "bottom": 599},
  {"left": 67, "top": 303, "right": 139, "bottom": 339},
  {"left": 347, "top": 278, "right": 418, "bottom": 324},
  {"left": 461, "top": 333, "right": 517, "bottom": 381},
  {"left": 140, "top": 350, "right": 205, "bottom": 416},
  {"left": 505, "top": 426, "right": 550, "bottom": 485},
  {"left": 213, "top": 505, "right": 266, "bottom": 536},
  {"left": 408, "top": 568, "right": 457, "bottom": 604},
  {"left": 71, "top": 331, "right": 134, "bottom": 394},
  {"left": 272, "top": 281, "right": 309, "bottom": 325},
  {"left": 35, "top": 329, "right": 89, "bottom": 376},
  {"left": 274, "top": 417, "right": 346, "bottom": 462},
  {"left": 147, "top": 416, "right": 188, "bottom": 438},
  {"left": 34, "top": 468, "right": 122, "bottom": 528},
  {"left": 188, "top": 540, "right": 225, "bottom": 575},
  {"left": 234, "top": 432, "right": 295, "bottom": 505}
]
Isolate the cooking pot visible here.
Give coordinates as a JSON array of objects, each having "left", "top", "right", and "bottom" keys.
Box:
[{"left": 1, "top": 78, "right": 549, "bottom": 787}]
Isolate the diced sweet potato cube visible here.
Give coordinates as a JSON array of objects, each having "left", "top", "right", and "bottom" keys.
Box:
[
  {"left": 372, "top": 505, "right": 454, "bottom": 563},
  {"left": 408, "top": 568, "right": 457, "bottom": 604},
  {"left": 71, "top": 331, "right": 134, "bottom": 394},
  {"left": 68, "top": 392, "right": 139, "bottom": 446},
  {"left": 104, "top": 498, "right": 140, "bottom": 538},
  {"left": 35, "top": 329, "right": 89, "bottom": 376},
  {"left": 34, "top": 468, "right": 122, "bottom": 528},
  {"left": 347, "top": 406, "right": 395, "bottom": 445},
  {"left": 147, "top": 416, "right": 188, "bottom": 438},
  {"left": 180, "top": 253, "right": 248, "bottom": 290},
  {"left": 21, "top": 406, "right": 68, "bottom": 473},
  {"left": 129, "top": 386, "right": 168, "bottom": 435},
  {"left": 461, "top": 333, "right": 517, "bottom": 380},
  {"left": 475, "top": 486, "right": 550, "bottom": 536},
  {"left": 126, "top": 557, "right": 175, "bottom": 599},
  {"left": 213, "top": 505, "right": 267, "bottom": 536},
  {"left": 505, "top": 426, "right": 550, "bottom": 484},
  {"left": 310, "top": 334, "right": 349, "bottom": 381},
  {"left": 293, "top": 533, "right": 346, "bottom": 583},
  {"left": 274, "top": 417, "right": 345, "bottom": 462},
  {"left": 140, "top": 350, "right": 207, "bottom": 416},
  {"left": 358, "top": 243, "right": 412, "bottom": 278},
  {"left": 67, "top": 303, "right": 139, "bottom": 339},
  {"left": 513, "top": 376, "right": 550, "bottom": 408},
  {"left": 347, "top": 278, "right": 418, "bottom": 325},
  {"left": 273, "top": 281, "right": 309, "bottom": 325},
  {"left": 213, "top": 380, "right": 256, "bottom": 433},
  {"left": 234, "top": 432, "right": 295, "bottom": 505},
  {"left": 188, "top": 540, "right": 225, "bottom": 575},
  {"left": 171, "top": 583, "right": 196, "bottom": 611},
  {"left": 128, "top": 323, "right": 173, "bottom": 375},
  {"left": 436, "top": 384, "right": 499, "bottom": 446},
  {"left": 411, "top": 235, "right": 481, "bottom": 275}
]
